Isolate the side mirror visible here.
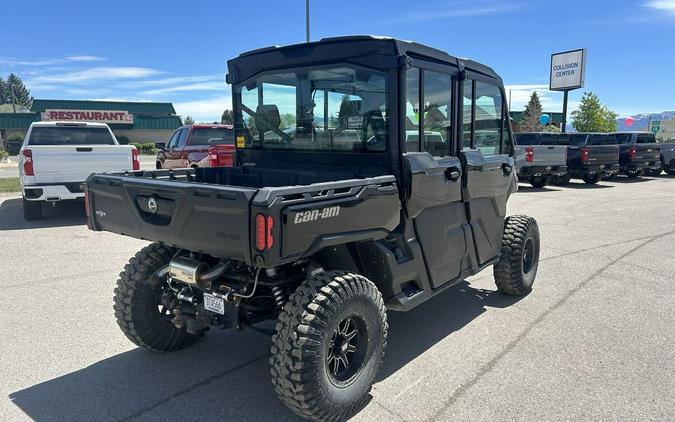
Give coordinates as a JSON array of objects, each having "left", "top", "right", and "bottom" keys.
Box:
[{"left": 154, "top": 142, "right": 166, "bottom": 151}]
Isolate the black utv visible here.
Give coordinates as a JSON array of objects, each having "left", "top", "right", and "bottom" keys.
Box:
[{"left": 85, "top": 36, "right": 540, "bottom": 422}]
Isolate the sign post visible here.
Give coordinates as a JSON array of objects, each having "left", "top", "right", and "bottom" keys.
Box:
[{"left": 550, "top": 48, "right": 586, "bottom": 133}]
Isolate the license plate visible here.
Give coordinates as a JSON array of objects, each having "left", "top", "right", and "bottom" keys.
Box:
[{"left": 203, "top": 293, "right": 225, "bottom": 314}]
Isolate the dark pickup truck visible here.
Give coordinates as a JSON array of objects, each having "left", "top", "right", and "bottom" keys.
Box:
[
  {"left": 613, "top": 131, "right": 661, "bottom": 177},
  {"left": 551, "top": 133, "right": 620, "bottom": 184},
  {"left": 85, "top": 36, "right": 540, "bottom": 422}
]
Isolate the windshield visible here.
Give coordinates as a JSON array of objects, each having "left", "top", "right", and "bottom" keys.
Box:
[
  {"left": 234, "top": 65, "right": 388, "bottom": 152},
  {"left": 28, "top": 126, "right": 115, "bottom": 145},
  {"left": 190, "top": 128, "right": 234, "bottom": 145}
]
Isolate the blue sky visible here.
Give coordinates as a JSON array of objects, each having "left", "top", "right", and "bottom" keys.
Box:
[{"left": 1, "top": 0, "right": 674, "bottom": 121}]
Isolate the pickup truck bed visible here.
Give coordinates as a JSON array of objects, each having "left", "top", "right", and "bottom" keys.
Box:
[{"left": 86, "top": 166, "right": 400, "bottom": 266}]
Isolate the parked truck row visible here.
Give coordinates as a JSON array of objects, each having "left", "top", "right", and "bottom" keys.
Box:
[{"left": 514, "top": 131, "right": 665, "bottom": 187}]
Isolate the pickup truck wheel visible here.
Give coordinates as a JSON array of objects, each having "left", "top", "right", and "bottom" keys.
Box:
[
  {"left": 528, "top": 176, "right": 550, "bottom": 188},
  {"left": 22, "top": 197, "right": 42, "bottom": 220},
  {"left": 494, "top": 215, "right": 540, "bottom": 296},
  {"left": 113, "top": 243, "right": 199, "bottom": 352},
  {"left": 582, "top": 173, "right": 601, "bottom": 184},
  {"left": 270, "top": 271, "right": 387, "bottom": 422},
  {"left": 156, "top": 161, "right": 162, "bottom": 169},
  {"left": 551, "top": 173, "right": 571, "bottom": 185},
  {"left": 645, "top": 167, "right": 662, "bottom": 177}
]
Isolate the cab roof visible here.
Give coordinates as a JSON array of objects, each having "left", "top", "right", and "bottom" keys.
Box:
[{"left": 228, "top": 35, "right": 500, "bottom": 84}]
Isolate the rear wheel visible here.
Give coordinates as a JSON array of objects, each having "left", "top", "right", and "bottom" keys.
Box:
[
  {"left": 494, "top": 215, "right": 540, "bottom": 296},
  {"left": 270, "top": 271, "right": 387, "bottom": 422},
  {"left": 156, "top": 161, "right": 162, "bottom": 169},
  {"left": 645, "top": 166, "right": 663, "bottom": 177},
  {"left": 582, "top": 173, "right": 601, "bottom": 184},
  {"left": 528, "top": 176, "right": 550, "bottom": 188},
  {"left": 114, "top": 243, "right": 200, "bottom": 352},
  {"left": 22, "top": 197, "right": 42, "bottom": 220}
]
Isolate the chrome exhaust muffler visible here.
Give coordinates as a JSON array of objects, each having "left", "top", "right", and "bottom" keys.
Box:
[{"left": 168, "top": 256, "right": 230, "bottom": 290}]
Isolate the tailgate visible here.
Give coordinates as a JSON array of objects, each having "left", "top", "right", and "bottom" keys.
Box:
[
  {"left": 86, "top": 174, "right": 256, "bottom": 262},
  {"left": 32, "top": 145, "right": 132, "bottom": 183},
  {"left": 531, "top": 146, "right": 566, "bottom": 166},
  {"left": 586, "top": 145, "right": 619, "bottom": 165},
  {"left": 635, "top": 145, "right": 660, "bottom": 162}
]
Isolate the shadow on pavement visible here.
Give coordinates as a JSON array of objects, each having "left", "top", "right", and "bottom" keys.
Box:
[
  {"left": 517, "top": 185, "right": 561, "bottom": 193},
  {"left": 607, "top": 176, "right": 653, "bottom": 184},
  {"left": 0, "top": 197, "right": 85, "bottom": 230},
  {"left": 9, "top": 281, "right": 518, "bottom": 421},
  {"left": 556, "top": 182, "right": 613, "bottom": 189}
]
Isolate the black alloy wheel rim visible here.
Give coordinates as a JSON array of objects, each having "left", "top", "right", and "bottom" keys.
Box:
[
  {"left": 326, "top": 316, "right": 367, "bottom": 384},
  {"left": 523, "top": 238, "right": 535, "bottom": 274}
]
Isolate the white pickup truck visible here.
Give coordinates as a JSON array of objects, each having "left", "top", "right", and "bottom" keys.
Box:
[{"left": 19, "top": 121, "right": 139, "bottom": 220}]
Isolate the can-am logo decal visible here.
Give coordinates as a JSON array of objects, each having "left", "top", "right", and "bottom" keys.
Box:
[{"left": 293, "top": 206, "right": 340, "bottom": 224}]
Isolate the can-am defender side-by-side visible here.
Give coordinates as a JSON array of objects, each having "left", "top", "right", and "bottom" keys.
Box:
[{"left": 85, "top": 36, "right": 540, "bottom": 422}]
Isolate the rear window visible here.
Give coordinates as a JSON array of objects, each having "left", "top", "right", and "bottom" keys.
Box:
[
  {"left": 28, "top": 126, "right": 115, "bottom": 145},
  {"left": 588, "top": 134, "right": 617, "bottom": 145},
  {"left": 616, "top": 134, "right": 632, "bottom": 144},
  {"left": 538, "top": 134, "right": 567, "bottom": 145},
  {"left": 189, "top": 128, "right": 234, "bottom": 145},
  {"left": 514, "top": 133, "right": 538, "bottom": 145},
  {"left": 637, "top": 133, "right": 655, "bottom": 144},
  {"left": 568, "top": 134, "right": 587, "bottom": 146}
]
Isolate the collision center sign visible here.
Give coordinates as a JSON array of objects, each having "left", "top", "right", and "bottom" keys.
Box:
[
  {"left": 41, "top": 109, "right": 134, "bottom": 124},
  {"left": 549, "top": 49, "right": 586, "bottom": 91}
]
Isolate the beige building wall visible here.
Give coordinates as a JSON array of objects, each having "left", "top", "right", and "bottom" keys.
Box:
[{"left": 111, "top": 129, "right": 176, "bottom": 144}]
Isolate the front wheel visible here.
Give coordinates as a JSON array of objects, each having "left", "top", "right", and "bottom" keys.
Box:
[
  {"left": 494, "top": 215, "right": 540, "bottom": 296},
  {"left": 113, "top": 243, "right": 200, "bottom": 351},
  {"left": 582, "top": 173, "right": 601, "bottom": 184},
  {"left": 528, "top": 176, "right": 550, "bottom": 188},
  {"left": 270, "top": 271, "right": 387, "bottom": 422},
  {"left": 22, "top": 197, "right": 42, "bottom": 220}
]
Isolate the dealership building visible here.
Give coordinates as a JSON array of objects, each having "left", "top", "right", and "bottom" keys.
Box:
[{"left": 0, "top": 99, "right": 182, "bottom": 143}]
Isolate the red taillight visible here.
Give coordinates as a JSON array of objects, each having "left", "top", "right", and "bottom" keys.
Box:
[
  {"left": 525, "top": 146, "right": 534, "bottom": 162},
  {"left": 581, "top": 146, "right": 590, "bottom": 163},
  {"left": 629, "top": 145, "right": 637, "bottom": 160},
  {"left": 22, "top": 149, "right": 34, "bottom": 176},
  {"left": 131, "top": 146, "right": 140, "bottom": 171},
  {"left": 255, "top": 213, "right": 275, "bottom": 251}
]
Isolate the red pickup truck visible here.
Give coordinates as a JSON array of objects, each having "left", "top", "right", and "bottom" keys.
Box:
[{"left": 156, "top": 124, "right": 235, "bottom": 169}]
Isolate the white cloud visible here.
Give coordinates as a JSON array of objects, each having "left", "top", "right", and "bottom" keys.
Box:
[
  {"left": 141, "top": 81, "right": 227, "bottom": 95},
  {"left": 129, "top": 75, "right": 224, "bottom": 87},
  {"left": 383, "top": 1, "right": 521, "bottom": 23},
  {"left": 0, "top": 55, "right": 106, "bottom": 66},
  {"left": 645, "top": 0, "right": 675, "bottom": 14},
  {"left": 28, "top": 67, "right": 163, "bottom": 84},
  {"left": 505, "top": 84, "right": 559, "bottom": 111},
  {"left": 173, "top": 95, "right": 232, "bottom": 122}
]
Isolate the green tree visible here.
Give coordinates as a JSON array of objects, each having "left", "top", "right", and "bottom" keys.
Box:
[
  {"left": 542, "top": 124, "right": 561, "bottom": 133},
  {"left": 183, "top": 116, "right": 194, "bottom": 125},
  {"left": 520, "top": 92, "right": 543, "bottom": 132},
  {"left": 5, "top": 74, "right": 33, "bottom": 108},
  {"left": 221, "top": 109, "right": 234, "bottom": 124},
  {"left": 0, "top": 77, "right": 6, "bottom": 104},
  {"left": 571, "top": 92, "right": 617, "bottom": 133}
]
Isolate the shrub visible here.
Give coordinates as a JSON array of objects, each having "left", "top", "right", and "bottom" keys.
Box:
[
  {"left": 131, "top": 142, "right": 143, "bottom": 152},
  {"left": 0, "top": 150, "right": 9, "bottom": 160},
  {"left": 140, "top": 143, "right": 157, "bottom": 154},
  {"left": 6, "top": 132, "right": 25, "bottom": 155},
  {"left": 116, "top": 135, "right": 130, "bottom": 145}
]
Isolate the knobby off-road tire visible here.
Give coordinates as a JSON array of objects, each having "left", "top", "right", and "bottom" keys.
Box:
[
  {"left": 582, "top": 173, "right": 601, "bottom": 184},
  {"left": 494, "top": 215, "right": 540, "bottom": 296},
  {"left": 270, "top": 271, "right": 388, "bottom": 422},
  {"left": 114, "top": 243, "right": 199, "bottom": 352},
  {"left": 22, "top": 197, "right": 42, "bottom": 220},
  {"left": 528, "top": 176, "right": 550, "bottom": 189}
]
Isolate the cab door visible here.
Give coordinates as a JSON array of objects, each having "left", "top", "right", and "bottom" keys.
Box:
[
  {"left": 460, "top": 76, "right": 516, "bottom": 265},
  {"left": 403, "top": 65, "right": 467, "bottom": 289}
]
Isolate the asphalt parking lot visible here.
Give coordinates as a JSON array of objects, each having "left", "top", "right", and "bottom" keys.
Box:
[{"left": 1, "top": 176, "right": 674, "bottom": 422}]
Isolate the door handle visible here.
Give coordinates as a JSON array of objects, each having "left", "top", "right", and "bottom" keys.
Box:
[
  {"left": 502, "top": 163, "right": 513, "bottom": 175},
  {"left": 445, "top": 167, "right": 461, "bottom": 182}
]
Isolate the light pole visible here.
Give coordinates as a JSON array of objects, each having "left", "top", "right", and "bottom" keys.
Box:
[{"left": 305, "top": 0, "right": 310, "bottom": 43}]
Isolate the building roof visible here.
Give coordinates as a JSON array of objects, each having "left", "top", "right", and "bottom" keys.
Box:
[{"left": 32, "top": 99, "right": 176, "bottom": 116}]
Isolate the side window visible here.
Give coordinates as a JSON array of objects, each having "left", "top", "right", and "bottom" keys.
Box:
[
  {"left": 473, "top": 81, "right": 502, "bottom": 155},
  {"left": 167, "top": 130, "right": 181, "bottom": 148},
  {"left": 177, "top": 128, "right": 190, "bottom": 147},
  {"left": 404, "top": 68, "right": 420, "bottom": 152},
  {"left": 422, "top": 70, "right": 452, "bottom": 157},
  {"left": 462, "top": 80, "right": 473, "bottom": 150}
]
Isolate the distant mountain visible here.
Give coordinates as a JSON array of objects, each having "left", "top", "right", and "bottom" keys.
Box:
[{"left": 615, "top": 111, "right": 675, "bottom": 131}]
